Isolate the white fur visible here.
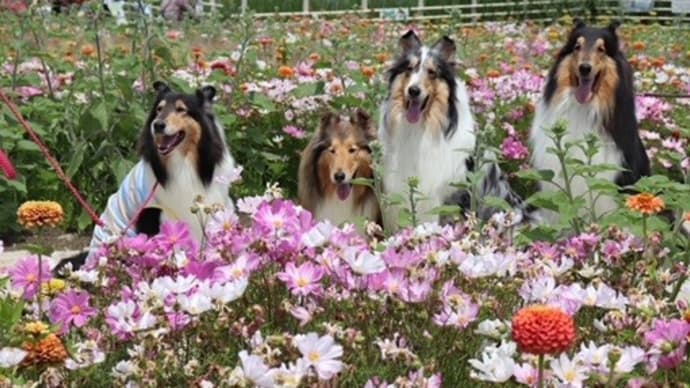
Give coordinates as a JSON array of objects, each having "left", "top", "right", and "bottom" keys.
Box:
[
  {"left": 379, "top": 52, "right": 476, "bottom": 230},
  {"left": 530, "top": 93, "right": 624, "bottom": 224},
  {"left": 153, "top": 121, "right": 235, "bottom": 243},
  {"left": 314, "top": 193, "right": 378, "bottom": 227}
]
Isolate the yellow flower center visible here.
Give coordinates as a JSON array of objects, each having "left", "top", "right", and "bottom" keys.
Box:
[
  {"left": 564, "top": 369, "right": 577, "bottom": 382},
  {"left": 26, "top": 273, "right": 37, "bottom": 283},
  {"left": 296, "top": 277, "right": 309, "bottom": 288},
  {"left": 308, "top": 351, "right": 321, "bottom": 363}
]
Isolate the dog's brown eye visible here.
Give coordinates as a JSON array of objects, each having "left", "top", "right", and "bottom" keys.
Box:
[
  {"left": 329, "top": 148, "right": 335, "bottom": 154},
  {"left": 349, "top": 147, "right": 357, "bottom": 154},
  {"left": 574, "top": 43, "right": 581, "bottom": 51},
  {"left": 427, "top": 69, "right": 437, "bottom": 77},
  {"left": 156, "top": 105, "right": 163, "bottom": 113},
  {"left": 176, "top": 107, "right": 186, "bottom": 114},
  {"left": 598, "top": 46, "right": 605, "bottom": 53},
  {"left": 406, "top": 65, "right": 413, "bottom": 72}
]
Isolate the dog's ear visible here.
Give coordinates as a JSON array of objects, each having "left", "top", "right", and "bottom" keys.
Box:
[
  {"left": 608, "top": 19, "right": 621, "bottom": 35},
  {"left": 571, "top": 18, "right": 586, "bottom": 32},
  {"left": 353, "top": 108, "right": 376, "bottom": 141},
  {"left": 431, "top": 36, "right": 456, "bottom": 62},
  {"left": 319, "top": 111, "right": 338, "bottom": 134},
  {"left": 196, "top": 85, "right": 216, "bottom": 112},
  {"left": 152, "top": 81, "right": 170, "bottom": 96},
  {"left": 399, "top": 30, "right": 422, "bottom": 54}
]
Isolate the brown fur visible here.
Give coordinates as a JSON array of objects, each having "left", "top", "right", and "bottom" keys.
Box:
[
  {"left": 153, "top": 99, "right": 202, "bottom": 164},
  {"left": 298, "top": 109, "right": 381, "bottom": 224},
  {"left": 554, "top": 36, "right": 619, "bottom": 119}
]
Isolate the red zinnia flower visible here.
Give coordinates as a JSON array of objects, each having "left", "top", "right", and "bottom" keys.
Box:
[
  {"left": 0, "top": 149, "right": 16, "bottom": 180},
  {"left": 512, "top": 305, "right": 576, "bottom": 355}
]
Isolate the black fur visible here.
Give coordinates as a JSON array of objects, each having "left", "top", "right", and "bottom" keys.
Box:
[
  {"left": 386, "top": 31, "right": 459, "bottom": 138},
  {"left": 542, "top": 21, "right": 650, "bottom": 189},
  {"left": 135, "top": 208, "right": 163, "bottom": 236},
  {"left": 138, "top": 82, "right": 225, "bottom": 187}
]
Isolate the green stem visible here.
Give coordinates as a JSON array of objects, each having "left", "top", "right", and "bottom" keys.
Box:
[
  {"left": 93, "top": 12, "right": 107, "bottom": 101},
  {"left": 11, "top": 15, "right": 26, "bottom": 91},
  {"left": 37, "top": 252, "right": 43, "bottom": 318},
  {"left": 537, "top": 354, "right": 545, "bottom": 388},
  {"left": 642, "top": 215, "right": 648, "bottom": 251}
]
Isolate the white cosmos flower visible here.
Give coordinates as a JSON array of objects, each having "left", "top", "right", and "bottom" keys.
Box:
[
  {"left": 344, "top": 248, "right": 386, "bottom": 275},
  {"left": 238, "top": 350, "right": 274, "bottom": 388},
  {"left": 468, "top": 348, "right": 515, "bottom": 382},
  {"left": 301, "top": 221, "right": 335, "bottom": 248},
  {"left": 295, "top": 333, "right": 344, "bottom": 380},
  {"left": 177, "top": 293, "right": 213, "bottom": 315},
  {"left": 614, "top": 346, "right": 645, "bottom": 374},
  {"left": 112, "top": 360, "right": 139, "bottom": 379},
  {"left": 0, "top": 347, "right": 27, "bottom": 368},
  {"left": 550, "top": 353, "right": 587, "bottom": 388},
  {"left": 474, "top": 319, "right": 510, "bottom": 339},
  {"left": 575, "top": 341, "right": 611, "bottom": 372}
]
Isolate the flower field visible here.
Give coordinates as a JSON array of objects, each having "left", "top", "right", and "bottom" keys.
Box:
[{"left": 1, "top": 7, "right": 690, "bottom": 387}]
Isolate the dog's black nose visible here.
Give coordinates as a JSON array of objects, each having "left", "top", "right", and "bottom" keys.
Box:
[
  {"left": 408, "top": 85, "right": 421, "bottom": 97},
  {"left": 334, "top": 172, "right": 346, "bottom": 183},
  {"left": 152, "top": 120, "right": 165, "bottom": 134},
  {"left": 579, "top": 63, "right": 592, "bottom": 76}
]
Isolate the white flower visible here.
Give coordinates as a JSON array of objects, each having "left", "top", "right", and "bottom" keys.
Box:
[
  {"left": 159, "top": 275, "right": 198, "bottom": 294},
  {"left": 295, "top": 333, "right": 344, "bottom": 380},
  {"left": 614, "top": 346, "right": 645, "bottom": 374},
  {"left": 520, "top": 276, "right": 557, "bottom": 303},
  {"left": 256, "top": 60, "right": 267, "bottom": 71},
  {"left": 198, "top": 380, "right": 214, "bottom": 388},
  {"left": 575, "top": 341, "right": 611, "bottom": 372},
  {"left": 550, "top": 353, "right": 587, "bottom": 388},
  {"left": 344, "top": 248, "right": 386, "bottom": 275},
  {"left": 267, "top": 358, "right": 308, "bottom": 388},
  {"left": 474, "top": 319, "right": 510, "bottom": 339},
  {"left": 112, "top": 360, "right": 139, "bottom": 380},
  {"left": 301, "top": 221, "right": 335, "bottom": 248},
  {"left": 468, "top": 348, "right": 515, "bottom": 382},
  {"left": 177, "top": 293, "right": 213, "bottom": 315},
  {"left": 65, "top": 340, "right": 105, "bottom": 370},
  {"left": 71, "top": 269, "right": 99, "bottom": 283},
  {"left": 239, "top": 350, "right": 274, "bottom": 387},
  {"left": 0, "top": 347, "right": 27, "bottom": 368}
]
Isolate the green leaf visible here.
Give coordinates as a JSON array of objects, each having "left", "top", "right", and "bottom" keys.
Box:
[
  {"left": 23, "top": 243, "right": 53, "bottom": 256},
  {"left": 15, "top": 140, "right": 40, "bottom": 152},
  {"left": 483, "top": 196, "right": 512, "bottom": 211},
  {"left": 291, "top": 83, "right": 318, "bottom": 98},
  {"left": 350, "top": 177, "right": 374, "bottom": 189},
  {"left": 112, "top": 159, "right": 135, "bottom": 183},
  {"left": 91, "top": 101, "right": 109, "bottom": 130},
  {"left": 77, "top": 209, "right": 93, "bottom": 232},
  {"left": 250, "top": 92, "right": 276, "bottom": 111},
  {"left": 428, "top": 205, "right": 461, "bottom": 216},
  {"left": 515, "top": 168, "right": 554, "bottom": 182},
  {"left": 66, "top": 142, "right": 87, "bottom": 179},
  {"left": 4, "top": 179, "right": 26, "bottom": 193}
]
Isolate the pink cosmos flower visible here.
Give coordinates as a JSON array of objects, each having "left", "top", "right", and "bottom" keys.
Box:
[
  {"left": 513, "top": 362, "right": 539, "bottom": 386},
  {"left": 276, "top": 262, "right": 325, "bottom": 296},
  {"left": 644, "top": 318, "right": 690, "bottom": 371},
  {"left": 8, "top": 255, "right": 52, "bottom": 300},
  {"left": 501, "top": 136, "right": 529, "bottom": 160},
  {"left": 282, "top": 125, "right": 307, "bottom": 139},
  {"left": 16, "top": 86, "right": 43, "bottom": 100},
  {"left": 49, "top": 290, "right": 98, "bottom": 334},
  {"left": 153, "top": 221, "right": 198, "bottom": 254},
  {"left": 295, "top": 333, "right": 344, "bottom": 380}
]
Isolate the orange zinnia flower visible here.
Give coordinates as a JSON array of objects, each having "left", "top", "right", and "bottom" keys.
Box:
[
  {"left": 486, "top": 69, "right": 501, "bottom": 78},
  {"left": 512, "top": 305, "right": 576, "bottom": 355},
  {"left": 17, "top": 201, "right": 64, "bottom": 229},
  {"left": 626, "top": 193, "right": 664, "bottom": 215},
  {"left": 374, "top": 53, "right": 389, "bottom": 64},
  {"left": 632, "top": 41, "right": 646, "bottom": 51},
  {"left": 80, "top": 44, "right": 96, "bottom": 58},
  {"left": 278, "top": 66, "right": 295, "bottom": 78},
  {"left": 361, "top": 66, "right": 375, "bottom": 79},
  {"left": 308, "top": 53, "right": 321, "bottom": 63},
  {"left": 22, "top": 333, "right": 68, "bottom": 366}
]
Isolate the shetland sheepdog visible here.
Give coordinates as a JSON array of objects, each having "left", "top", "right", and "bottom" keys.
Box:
[
  {"left": 298, "top": 109, "right": 380, "bottom": 226},
  {"left": 379, "top": 30, "right": 527, "bottom": 230},
  {"left": 529, "top": 21, "right": 650, "bottom": 224},
  {"left": 55, "top": 81, "right": 236, "bottom": 273}
]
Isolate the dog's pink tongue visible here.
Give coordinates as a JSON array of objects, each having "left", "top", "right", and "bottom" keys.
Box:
[
  {"left": 575, "top": 78, "right": 593, "bottom": 104},
  {"left": 336, "top": 184, "right": 352, "bottom": 201},
  {"left": 406, "top": 100, "right": 422, "bottom": 123}
]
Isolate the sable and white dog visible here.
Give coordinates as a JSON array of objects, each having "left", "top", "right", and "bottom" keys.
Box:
[
  {"left": 298, "top": 109, "right": 380, "bottom": 226},
  {"left": 378, "top": 31, "right": 478, "bottom": 230},
  {"left": 55, "top": 81, "right": 236, "bottom": 272},
  {"left": 530, "top": 21, "right": 650, "bottom": 224}
]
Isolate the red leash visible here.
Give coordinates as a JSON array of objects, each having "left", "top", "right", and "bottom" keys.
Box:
[{"left": 0, "top": 88, "right": 158, "bottom": 235}]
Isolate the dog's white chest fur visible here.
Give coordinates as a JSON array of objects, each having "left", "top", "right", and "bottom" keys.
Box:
[
  {"left": 314, "top": 194, "right": 378, "bottom": 227},
  {"left": 530, "top": 94, "right": 624, "bottom": 223},
  {"left": 153, "top": 152, "right": 235, "bottom": 241},
  {"left": 379, "top": 80, "right": 476, "bottom": 229}
]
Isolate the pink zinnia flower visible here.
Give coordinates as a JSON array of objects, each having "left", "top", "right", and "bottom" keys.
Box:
[
  {"left": 0, "top": 149, "right": 17, "bottom": 180},
  {"left": 501, "top": 136, "right": 529, "bottom": 160},
  {"left": 49, "top": 290, "right": 98, "bottom": 333},
  {"left": 282, "top": 125, "right": 306, "bottom": 139},
  {"left": 276, "top": 262, "right": 325, "bottom": 296},
  {"left": 8, "top": 256, "right": 52, "bottom": 300}
]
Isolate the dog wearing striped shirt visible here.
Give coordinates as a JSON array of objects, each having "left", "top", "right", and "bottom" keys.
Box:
[{"left": 55, "top": 81, "right": 236, "bottom": 273}]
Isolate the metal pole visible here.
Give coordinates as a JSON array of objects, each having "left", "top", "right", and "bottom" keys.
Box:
[
  {"left": 362, "top": 0, "right": 368, "bottom": 10},
  {"left": 303, "top": 0, "right": 309, "bottom": 13},
  {"left": 241, "top": 0, "right": 247, "bottom": 14},
  {"left": 417, "top": 0, "right": 424, "bottom": 17},
  {"left": 472, "top": 0, "right": 478, "bottom": 23}
]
